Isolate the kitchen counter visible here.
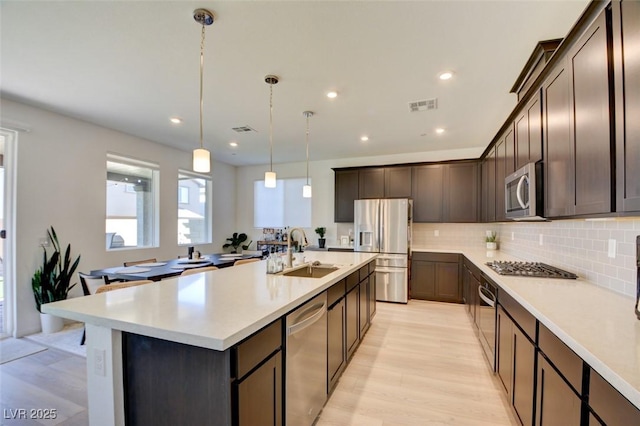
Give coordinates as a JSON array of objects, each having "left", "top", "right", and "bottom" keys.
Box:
[
  {"left": 412, "top": 246, "right": 640, "bottom": 409},
  {"left": 44, "top": 251, "right": 377, "bottom": 351}
]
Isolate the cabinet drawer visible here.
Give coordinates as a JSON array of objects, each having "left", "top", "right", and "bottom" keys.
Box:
[
  {"left": 589, "top": 369, "right": 640, "bottom": 424},
  {"left": 499, "top": 290, "right": 536, "bottom": 341},
  {"left": 538, "top": 323, "right": 582, "bottom": 393},
  {"left": 368, "top": 260, "right": 376, "bottom": 275},
  {"left": 328, "top": 279, "right": 346, "bottom": 307},
  {"left": 235, "top": 320, "right": 282, "bottom": 379},
  {"left": 412, "top": 252, "right": 459, "bottom": 263},
  {"left": 359, "top": 265, "right": 369, "bottom": 282},
  {"left": 346, "top": 271, "right": 359, "bottom": 291}
]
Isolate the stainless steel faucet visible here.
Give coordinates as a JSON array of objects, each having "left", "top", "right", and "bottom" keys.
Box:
[{"left": 287, "top": 227, "right": 309, "bottom": 268}]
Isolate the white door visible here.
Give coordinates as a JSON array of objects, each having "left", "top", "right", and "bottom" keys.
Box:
[{"left": 0, "top": 129, "right": 16, "bottom": 337}]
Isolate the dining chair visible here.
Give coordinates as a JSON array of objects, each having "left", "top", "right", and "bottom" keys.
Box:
[
  {"left": 181, "top": 266, "right": 219, "bottom": 276},
  {"left": 234, "top": 258, "right": 260, "bottom": 266},
  {"left": 78, "top": 272, "right": 111, "bottom": 345},
  {"left": 94, "top": 280, "right": 153, "bottom": 294},
  {"left": 123, "top": 258, "right": 157, "bottom": 267}
]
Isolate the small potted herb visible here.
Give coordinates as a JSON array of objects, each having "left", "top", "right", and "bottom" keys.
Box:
[
  {"left": 315, "top": 227, "right": 327, "bottom": 249},
  {"left": 485, "top": 231, "right": 498, "bottom": 250}
]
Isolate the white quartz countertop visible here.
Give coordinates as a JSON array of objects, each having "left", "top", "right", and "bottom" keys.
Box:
[
  {"left": 412, "top": 246, "right": 640, "bottom": 409},
  {"left": 43, "top": 251, "right": 377, "bottom": 351}
]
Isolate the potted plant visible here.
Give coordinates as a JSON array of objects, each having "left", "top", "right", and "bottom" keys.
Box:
[
  {"left": 486, "top": 231, "right": 498, "bottom": 250},
  {"left": 223, "top": 232, "right": 251, "bottom": 253},
  {"left": 315, "top": 227, "right": 327, "bottom": 249},
  {"left": 32, "top": 226, "right": 81, "bottom": 333}
]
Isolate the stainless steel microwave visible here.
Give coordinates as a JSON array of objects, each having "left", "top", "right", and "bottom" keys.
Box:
[{"left": 505, "top": 162, "right": 545, "bottom": 221}]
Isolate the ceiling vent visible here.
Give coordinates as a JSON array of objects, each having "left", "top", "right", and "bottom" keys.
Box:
[
  {"left": 232, "top": 126, "right": 255, "bottom": 133},
  {"left": 408, "top": 98, "right": 437, "bottom": 112}
]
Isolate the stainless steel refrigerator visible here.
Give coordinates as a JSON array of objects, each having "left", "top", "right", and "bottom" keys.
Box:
[{"left": 354, "top": 198, "right": 412, "bottom": 303}]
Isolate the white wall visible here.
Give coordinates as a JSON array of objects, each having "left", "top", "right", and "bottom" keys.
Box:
[{"left": 1, "top": 99, "right": 236, "bottom": 336}]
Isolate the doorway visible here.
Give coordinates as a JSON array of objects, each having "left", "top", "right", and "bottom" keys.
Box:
[{"left": 0, "top": 129, "right": 16, "bottom": 338}]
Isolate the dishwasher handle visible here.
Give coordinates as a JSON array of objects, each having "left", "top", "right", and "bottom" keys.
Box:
[
  {"left": 478, "top": 286, "right": 496, "bottom": 308},
  {"left": 287, "top": 301, "right": 327, "bottom": 336}
]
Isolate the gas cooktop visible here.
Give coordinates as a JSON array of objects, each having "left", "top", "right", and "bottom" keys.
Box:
[{"left": 486, "top": 261, "right": 578, "bottom": 279}]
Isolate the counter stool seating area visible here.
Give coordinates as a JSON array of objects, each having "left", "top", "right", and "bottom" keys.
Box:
[
  {"left": 233, "top": 258, "right": 260, "bottom": 266},
  {"left": 94, "top": 280, "right": 153, "bottom": 293}
]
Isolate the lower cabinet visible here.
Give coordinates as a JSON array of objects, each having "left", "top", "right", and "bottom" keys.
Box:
[
  {"left": 327, "top": 297, "right": 346, "bottom": 393},
  {"left": 536, "top": 355, "right": 581, "bottom": 426},
  {"left": 588, "top": 368, "right": 640, "bottom": 425},
  {"left": 346, "top": 283, "right": 360, "bottom": 360},
  {"left": 410, "top": 252, "right": 461, "bottom": 302},
  {"left": 237, "top": 352, "right": 282, "bottom": 426}
]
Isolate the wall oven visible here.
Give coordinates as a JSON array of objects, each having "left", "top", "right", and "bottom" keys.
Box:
[{"left": 505, "top": 161, "right": 545, "bottom": 221}]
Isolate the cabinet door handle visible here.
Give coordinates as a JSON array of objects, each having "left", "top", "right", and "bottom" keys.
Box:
[{"left": 287, "top": 301, "right": 327, "bottom": 336}]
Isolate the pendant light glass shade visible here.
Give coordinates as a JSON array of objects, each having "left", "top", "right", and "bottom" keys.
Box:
[
  {"left": 192, "top": 9, "right": 214, "bottom": 174},
  {"left": 303, "top": 184, "right": 312, "bottom": 198},
  {"left": 193, "top": 148, "right": 210, "bottom": 173},
  {"left": 264, "top": 171, "right": 277, "bottom": 188}
]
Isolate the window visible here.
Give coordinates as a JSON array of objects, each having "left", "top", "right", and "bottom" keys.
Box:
[
  {"left": 254, "top": 178, "right": 311, "bottom": 228},
  {"left": 178, "top": 171, "right": 212, "bottom": 245},
  {"left": 106, "top": 155, "right": 159, "bottom": 249}
]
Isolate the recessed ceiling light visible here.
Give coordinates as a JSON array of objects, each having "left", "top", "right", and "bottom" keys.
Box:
[
  {"left": 170, "top": 117, "right": 183, "bottom": 124},
  {"left": 435, "top": 128, "right": 445, "bottom": 134},
  {"left": 327, "top": 91, "right": 338, "bottom": 99},
  {"left": 439, "top": 71, "right": 453, "bottom": 80},
  {"left": 229, "top": 141, "right": 238, "bottom": 147},
  {"left": 360, "top": 136, "right": 369, "bottom": 142}
]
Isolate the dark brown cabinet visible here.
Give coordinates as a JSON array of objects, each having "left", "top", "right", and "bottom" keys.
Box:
[
  {"left": 359, "top": 168, "right": 385, "bottom": 199},
  {"left": 334, "top": 169, "right": 359, "bottom": 222},
  {"left": 536, "top": 355, "right": 581, "bottom": 426},
  {"left": 412, "top": 162, "right": 478, "bottom": 223},
  {"left": 497, "top": 295, "right": 536, "bottom": 426},
  {"left": 614, "top": 0, "right": 640, "bottom": 212},
  {"left": 412, "top": 164, "right": 445, "bottom": 222},
  {"left": 589, "top": 368, "right": 640, "bottom": 425},
  {"left": 463, "top": 259, "right": 480, "bottom": 325},
  {"left": 327, "top": 297, "right": 346, "bottom": 393},
  {"left": 237, "top": 351, "right": 282, "bottom": 426},
  {"left": 543, "top": 62, "right": 574, "bottom": 217},
  {"left": 544, "top": 10, "right": 612, "bottom": 218},
  {"left": 482, "top": 148, "right": 496, "bottom": 222},
  {"left": 410, "top": 252, "right": 461, "bottom": 302},
  {"left": 446, "top": 162, "right": 479, "bottom": 222},
  {"left": 359, "top": 276, "right": 370, "bottom": 336},
  {"left": 495, "top": 134, "right": 508, "bottom": 222},
  {"left": 515, "top": 91, "right": 543, "bottom": 170},
  {"left": 345, "top": 283, "right": 360, "bottom": 360},
  {"left": 368, "top": 271, "right": 376, "bottom": 321},
  {"left": 385, "top": 166, "right": 413, "bottom": 198},
  {"left": 570, "top": 10, "right": 612, "bottom": 216}
]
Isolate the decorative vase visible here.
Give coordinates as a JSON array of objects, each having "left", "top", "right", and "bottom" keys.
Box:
[
  {"left": 40, "top": 312, "right": 64, "bottom": 334},
  {"left": 318, "top": 238, "right": 326, "bottom": 249},
  {"left": 486, "top": 242, "right": 498, "bottom": 250}
]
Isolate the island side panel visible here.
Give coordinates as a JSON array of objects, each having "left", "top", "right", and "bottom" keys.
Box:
[
  {"left": 85, "top": 324, "right": 125, "bottom": 426},
  {"left": 122, "top": 332, "right": 232, "bottom": 425}
]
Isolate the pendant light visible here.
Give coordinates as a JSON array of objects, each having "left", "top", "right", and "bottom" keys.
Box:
[
  {"left": 264, "top": 75, "right": 279, "bottom": 188},
  {"left": 192, "top": 9, "right": 214, "bottom": 173},
  {"left": 302, "top": 111, "right": 314, "bottom": 198}
]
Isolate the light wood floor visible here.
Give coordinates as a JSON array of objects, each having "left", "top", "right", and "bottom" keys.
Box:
[
  {"left": 0, "top": 301, "right": 516, "bottom": 425},
  {"left": 317, "top": 300, "right": 518, "bottom": 425}
]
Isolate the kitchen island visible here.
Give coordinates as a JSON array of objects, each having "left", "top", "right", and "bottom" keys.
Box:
[{"left": 43, "top": 251, "right": 377, "bottom": 426}]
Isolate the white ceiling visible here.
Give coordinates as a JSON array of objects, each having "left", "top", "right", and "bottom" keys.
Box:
[{"left": 0, "top": 1, "right": 589, "bottom": 167}]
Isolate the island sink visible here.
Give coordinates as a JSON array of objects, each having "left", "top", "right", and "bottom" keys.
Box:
[{"left": 280, "top": 263, "right": 339, "bottom": 278}]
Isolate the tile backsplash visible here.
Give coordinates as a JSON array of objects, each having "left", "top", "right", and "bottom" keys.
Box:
[{"left": 413, "top": 219, "right": 640, "bottom": 298}]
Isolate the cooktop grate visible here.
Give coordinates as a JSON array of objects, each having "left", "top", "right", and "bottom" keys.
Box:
[{"left": 486, "top": 261, "right": 578, "bottom": 279}]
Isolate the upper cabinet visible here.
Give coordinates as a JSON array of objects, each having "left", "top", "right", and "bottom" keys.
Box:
[
  {"left": 544, "top": 9, "right": 613, "bottom": 218},
  {"left": 358, "top": 168, "right": 385, "bottom": 199},
  {"left": 412, "top": 164, "right": 445, "bottom": 222},
  {"left": 482, "top": 147, "right": 496, "bottom": 223},
  {"left": 515, "top": 91, "right": 543, "bottom": 170},
  {"left": 613, "top": 0, "right": 640, "bottom": 213},
  {"left": 334, "top": 169, "right": 359, "bottom": 223},
  {"left": 385, "top": 167, "right": 413, "bottom": 198}
]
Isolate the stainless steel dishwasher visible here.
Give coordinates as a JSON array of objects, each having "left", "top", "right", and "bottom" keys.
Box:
[{"left": 286, "top": 292, "right": 327, "bottom": 426}]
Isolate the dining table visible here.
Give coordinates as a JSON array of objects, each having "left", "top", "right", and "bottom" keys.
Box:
[{"left": 91, "top": 253, "right": 263, "bottom": 282}]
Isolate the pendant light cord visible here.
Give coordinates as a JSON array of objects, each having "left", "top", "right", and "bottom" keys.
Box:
[
  {"left": 199, "top": 24, "right": 205, "bottom": 150},
  {"left": 269, "top": 82, "right": 274, "bottom": 173},
  {"left": 305, "top": 115, "right": 310, "bottom": 185}
]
